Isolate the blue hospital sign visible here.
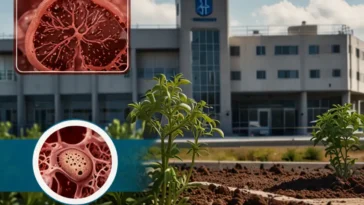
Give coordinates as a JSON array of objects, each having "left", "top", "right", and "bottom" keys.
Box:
[{"left": 195, "top": 0, "right": 213, "bottom": 17}]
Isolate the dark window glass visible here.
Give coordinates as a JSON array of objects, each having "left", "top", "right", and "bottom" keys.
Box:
[
  {"left": 309, "top": 45, "right": 319, "bottom": 55},
  {"left": 138, "top": 68, "right": 144, "bottom": 78},
  {"left": 332, "top": 69, "right": 340, "bottom": 77},
  {"left": 278, "top": 70, "right": 299, "bottom": 78},
  {"left": 213, "top": 31, "right": 219, "bottom": 43},
  {"left": 275, "top": 46, "right": 299, "bottom": 55},
  {"left": 357, "top": 72, "right": 360, "bottom": 81},
  {"left": 256, "top": 46, "right": 266, "bottom": 55},
  {"left": 310, "top": 70, "right": 320, "bottom": 78},
  {"left": 356, "top": 48, "right": 360, "bottom": 58},
  {"left": 256, "top": 70, "right": 266, "bottom": 79},
  {"left": 332, "top": 45, "right": 340, "bottom": 53},
  {"left": 230, "top": 46, "right": 240, "bottom": 56},
  {"left": 231, "top": 71, "right": 241, "bottom": 80}
]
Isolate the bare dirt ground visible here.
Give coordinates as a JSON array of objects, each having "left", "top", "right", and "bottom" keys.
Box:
[{"left": 180, "top": 164, "right": 364, "bottom": 205}]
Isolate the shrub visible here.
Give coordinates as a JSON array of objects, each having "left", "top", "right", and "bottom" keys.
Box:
[
  {"left": 23, "top": 124, "right": 42, "bottom": 139},
  {"left": 127, "top": 74, "right": 224, "bottom": 205},
  {"left": 303, "top": 147, "right": 322, "bottom": 161},
  {"left": 247, "top": 149, "right": 273, "bottom": 161},
  {"left": 282, "top": 149, "right": 302, "bottom": 161},
  {"left": 312, "top": 104, "right": 363, "bottom": 179},
  {"left": 106, "top": 119, "right": 145, "bottom": 139},
  {"left": 0, "top": 122, "right": 15, "bottom": 139}
]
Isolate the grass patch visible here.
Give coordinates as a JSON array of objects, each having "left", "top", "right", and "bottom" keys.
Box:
[
  {"left": 303, "top": 147, "right": 323, "bottom": 161},
  {"left": 281, "top": 149, "right": 302, "bottom": 161}
]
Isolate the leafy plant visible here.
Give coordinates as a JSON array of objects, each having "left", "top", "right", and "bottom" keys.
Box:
[
  {"left": 22, "top": 124, "right": 42, "bottom": 139},
  {"left": 106, "top": 119, "right": 145, "bottom": 139},
  {"left": 312, "top": 104, "right": 363, "bottom": 179},
  {"left": 0, "top": 122, "right": 15, "bottom": 139},
  {"left": 303, "top": 147, "right": 322, "bottom": 161},
  {"left": 246, "top": 149, "right": 274, "bottom": 161},
  {"left": 127, "top": 74, "right": 224, "bottom": 205},
  {"left": 282, "top": 149, "right": 301, "bottom": 161}
]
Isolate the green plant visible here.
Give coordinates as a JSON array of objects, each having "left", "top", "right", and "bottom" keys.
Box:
[
  {"left": 22, "top": 124, "right": 42, "bottom": 139},
  {"left": 282, "top": 149, "right": 302, "bottom": 161},
  {"left": 0, "top": 192, "right": 18, "bottom": 205},
  {"left": 127, "top": 74, "right": 223, "bottom": 205},
  {"left": 0, "top": 122, "right": 15, "bottom": 139},
  {"left": 312, "top": 104, "right": 363, "bottom": 179},
  {"left": 303, "top": 147, "right": 322, "bottom": 161},
  {"left": 106, "top": 119, "right": 145, "bottom": 139},
  {"left": 246, "top": 149, "right": 273, "bottom": 161}
]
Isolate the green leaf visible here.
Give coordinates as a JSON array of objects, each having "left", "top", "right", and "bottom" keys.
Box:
[{"left": 212, "top": 128, "right": 224, "bottom": 138}]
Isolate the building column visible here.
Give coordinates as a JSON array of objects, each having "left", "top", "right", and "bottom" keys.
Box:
[
  {"left": 299, "top": 92, "right": 308, "bottom": 135},
  {"left": 358, "top": 100, "right": 362, "bottom": 114},
  {"left": 16, "top": 75, "right": 24, "bottom": 136},
  {"left": 342, "top": 91, "right": 351, "bottom": 105},
  {"left": 92, "top": 75, "right": 99, "bottom": 123},
  {"left": 131, "top": 48, "right": 138, "bottom": 102},
  {"left": 54, "top": 75, "right": 61, "bottom": 122}
]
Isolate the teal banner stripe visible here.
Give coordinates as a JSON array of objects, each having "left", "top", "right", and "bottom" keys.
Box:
[{"left": 0, "top": 140, "right": 155, "bottom": 192}]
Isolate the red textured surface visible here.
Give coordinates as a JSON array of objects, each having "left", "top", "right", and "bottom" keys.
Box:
[
  {"left": 16, "top": 0, "right": 129, "bottom": 72},
  {"left": 38, "top": 126, "right": 112, "bottom": 199}
]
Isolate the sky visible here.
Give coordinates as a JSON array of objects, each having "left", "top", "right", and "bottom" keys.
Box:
[{"left": 2, "top": 0, "right": 364, "bottom": 40}]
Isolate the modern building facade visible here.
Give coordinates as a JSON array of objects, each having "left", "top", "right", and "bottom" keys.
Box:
[{"left": 0, "top": 0, "right": 364, "bottom": 136}]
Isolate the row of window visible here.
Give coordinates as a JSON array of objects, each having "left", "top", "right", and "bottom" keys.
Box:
[
  {"left": 230, "top": 45, "right": 342, "bottom": 56},
  {"left": 231, "top": 69, "right": 342, "bottom": 80}
]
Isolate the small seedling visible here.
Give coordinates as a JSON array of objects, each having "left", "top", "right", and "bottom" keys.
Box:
[{"left": 312, "top": 104, "right": 363, "bottom": 179}]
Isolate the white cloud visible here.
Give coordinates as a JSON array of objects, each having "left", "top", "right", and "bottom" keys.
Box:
[
  {"left": 230, "top": 19, "right": 241, "bottom": 27},
  {"left": 131, "top": 0, "right": 176, "bottom": 26},
  {"left": 255, "top": 0, "right": 364, "bottom": 39}
]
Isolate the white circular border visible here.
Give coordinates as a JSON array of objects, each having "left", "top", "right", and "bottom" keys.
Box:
[{"left": 32, "top": 120, "right": 118, "bottom": 205}]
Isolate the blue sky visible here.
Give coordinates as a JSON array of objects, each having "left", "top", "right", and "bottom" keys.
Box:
[{"left": 3, "top": 0, "right": 364, "bottom": 39}]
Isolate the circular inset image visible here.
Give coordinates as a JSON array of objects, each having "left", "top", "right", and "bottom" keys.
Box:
[{"left": 33, "top": 120, "right": 118, "bottom": 205}]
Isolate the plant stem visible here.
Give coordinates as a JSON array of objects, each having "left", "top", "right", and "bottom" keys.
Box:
[{"left": 161, "top": 135, "right": 166, "bottom": 205}]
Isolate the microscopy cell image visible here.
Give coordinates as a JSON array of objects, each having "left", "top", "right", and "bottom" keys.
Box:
[
  {"left": 33, "top": 120, "right": 118, "bottom": 204},
  {"left": 15, "top": 0, "right": 130, "bottom": 73}
]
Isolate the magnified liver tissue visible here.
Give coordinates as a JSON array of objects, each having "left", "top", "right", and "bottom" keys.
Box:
[{"left": 38, "top": 126, "right": 112, "bottom": 198}]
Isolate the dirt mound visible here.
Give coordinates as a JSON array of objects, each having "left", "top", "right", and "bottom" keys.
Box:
[
  {"left": 189, "top": 164, "right": 364, "bottom": 199},
  {"left": 185, "top": 185, "right": 310, "bottom": 205}
]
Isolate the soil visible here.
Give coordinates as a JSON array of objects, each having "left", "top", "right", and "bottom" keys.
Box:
[
  {"left": 184, "top": 185, "right": 309, "bottom": 205},
  {"left": 179, "top": 164, "right": 364, "bottom": 205}
]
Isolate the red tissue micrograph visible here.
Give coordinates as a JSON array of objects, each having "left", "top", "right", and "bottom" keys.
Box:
[
  {"left": 38, "top": 126, "right": 112, "bottom": 199},
  {"left": 15, "top": 0, "right": 130, "bottom": 73}
]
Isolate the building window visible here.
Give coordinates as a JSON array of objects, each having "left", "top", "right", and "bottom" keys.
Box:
[
  {"left": 176, "top": 3, "right": 179, "bottom": 16},
  {"left": 357, "top": 72, "right": 360, "bottom": 81},
  {"left": 362, "top": 52, "right": 364, "bottom": 60},
  {"left": 310, "top": 69, "right": 320, "bottom": 78},
  {"left": 192, "top": 30, "right": 221, "bottom": 118},
  {"left": 231, "top": 71, "right": 241, "bottom": 80},
  {"left": 278, "top": 70, "right": 299, "bottom": 79},
  {"left": 332, "top": 69, "right": 341, "bottom": 77},
  {"left": 230, "top": 46, "right": 240, "bottom": 56},
  {"left": 256, "top": 70, "right": 266, "bottom": 79},
  {"left": 356, "top": 48, "right": 360, "bottom": 58},
  {"left": 309, "top": 45, "right": 319, "bottom": 55},
  {"left": 0, "top": 55, "right": 16, "bottom": 81},
  {"left": 275, "top": 46, "right": 299, "bottom": 55},
  {"left": 256, "top": 46, "right": 266, "bottom": 56},
  {"left": 332, "top": 45, "right": 340, "bottom": 53}
]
